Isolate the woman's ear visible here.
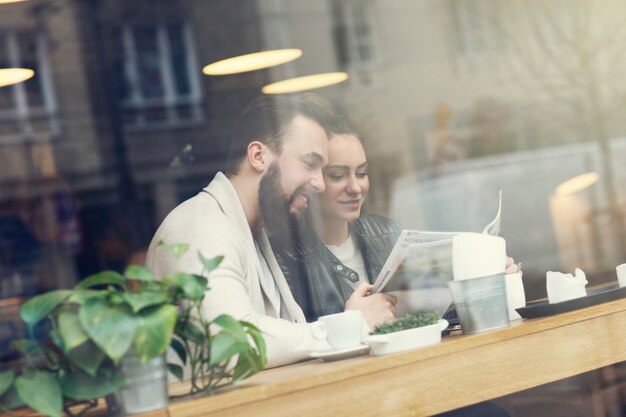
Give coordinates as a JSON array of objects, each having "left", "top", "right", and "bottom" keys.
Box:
[{"left": 247, "top": 141, "right": 273, "bottom": 173}]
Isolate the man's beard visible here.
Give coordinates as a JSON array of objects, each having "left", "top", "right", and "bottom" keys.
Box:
[{"left": 258, "top": 162, "right": 303, "bottom": 247}]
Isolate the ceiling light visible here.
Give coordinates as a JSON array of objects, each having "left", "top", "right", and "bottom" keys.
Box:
[
  {"left": 555, "top": 172, "right": 599, "bottom": 196},
  {"left": 202, "top": 49, "right": 302, "bottom": 75},
  {"left": 0, "top": 0, "right": 29, "bottom": 3},
  {"left": 262, "top": 72, "right": 348, "bottom": 94},
  {"left": 0, "top": 68, "right": 34, "bottom": 88}
]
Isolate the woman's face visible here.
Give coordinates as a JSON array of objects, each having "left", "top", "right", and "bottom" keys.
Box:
[{"left": 319, "top": 134, "right": 369, "bottom": 223}]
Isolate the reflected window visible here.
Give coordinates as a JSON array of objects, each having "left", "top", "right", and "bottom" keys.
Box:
[
  {"left": 332, "top": 0, "right": 376, "bottom": 88},
  {"left": 115, "top": 22, "right": 202, "bottom": 130},
  {"left": 0, "top": 31, "right": 58, "bottom": 142},
  {"left": 450, "top": 0, "right": 504, "bottom": 77}
]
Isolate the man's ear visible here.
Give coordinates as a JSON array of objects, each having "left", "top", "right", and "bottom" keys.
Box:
[{"left": 246, "top": 141, "right": 272, "bottom": 173}]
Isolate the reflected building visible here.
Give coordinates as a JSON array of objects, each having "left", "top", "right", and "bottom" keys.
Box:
[
  {"left": 1, "top": 0, "right": 626, "bottom": 371},
  {"left": 0, "top": 0, "right": 266, "bottom": 361},
  {"left": 258, "top": 0, "right": 626, "bottom": 296}
]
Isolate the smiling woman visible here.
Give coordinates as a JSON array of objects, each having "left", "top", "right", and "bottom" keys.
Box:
[
  {"left": 274, "top": 116, "right": 399, "bottom": 326},
  {"left": 318, "top": 133, "right": 370, "bottom": 244}
]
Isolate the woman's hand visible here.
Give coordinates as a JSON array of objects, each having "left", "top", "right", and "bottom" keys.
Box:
[{"left": 345, "top": 283, "right": 397, "bottom": 328}]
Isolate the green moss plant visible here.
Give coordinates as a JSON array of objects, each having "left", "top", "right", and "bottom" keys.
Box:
[{"left": 371, "top": 313, "right": 440, "bottom": 335}]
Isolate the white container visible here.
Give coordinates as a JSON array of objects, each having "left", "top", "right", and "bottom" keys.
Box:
[
  {"left": 448, "top": 274, "right": 509, "bottom": 334},
  {"left": 452, "top": 234, "right": 506, "bottom": 281},
  {"left": 546, "top": 269, "right": 587, "bottom": 304},
  {"left": 616, "top": 264, "right": 626, "bottom": 288},
  {"left": 363, "top": 319, "right": 448, "bottom": 356},
  {"left": 107, "top": 355, "right": 169, "bottom": 416},
  {"left": 505, "top": 272, "right": 526, "bottom": 321}
]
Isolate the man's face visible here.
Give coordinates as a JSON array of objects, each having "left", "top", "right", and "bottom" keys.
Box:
[{"left": 259, "top": 115, "right": 328, "bottom": 240}]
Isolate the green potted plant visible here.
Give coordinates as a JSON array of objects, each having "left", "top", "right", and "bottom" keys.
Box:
[
  {"left": 0, "top": 241, "right": 266, "bottom": 417},
  {"left": 363, "top": 313, "right": 448, "bottom": 356},
  {"left": 158, "top": 241, "right": 267, "bottom": 396}
]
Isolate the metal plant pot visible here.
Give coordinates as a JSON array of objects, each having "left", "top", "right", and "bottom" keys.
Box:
[{"left": 107, "top": 355, "right": 169, "bottom": 416}]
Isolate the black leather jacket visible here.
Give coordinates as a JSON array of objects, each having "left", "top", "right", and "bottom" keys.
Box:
[{"left": 274, "top": 214, "right": 399, "bottom": 322}]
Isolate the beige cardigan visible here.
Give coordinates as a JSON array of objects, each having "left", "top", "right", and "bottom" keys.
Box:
[{"left": 146, "top": 172, "right": 330, "bottom": 368}]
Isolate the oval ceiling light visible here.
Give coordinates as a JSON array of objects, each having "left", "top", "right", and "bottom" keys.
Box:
[
  {"left": 0, "top": 0, "right": 29, "bottom": 3},
  {"left": 0, "top": 68, "right": 34, "bottom": 88},
  {"left": 202, "top": 49, "right": 302, "bottom": 76},
  {"left": 555, "top": 172, "right": 599, "bottom": 196},
  {"left": 262, "top": 72, "right": 348, "bottom": 94}
]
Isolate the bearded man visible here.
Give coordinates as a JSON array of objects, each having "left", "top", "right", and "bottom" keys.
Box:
[{"left": 146, "top": 94, "right": 395, "bottom": 367}]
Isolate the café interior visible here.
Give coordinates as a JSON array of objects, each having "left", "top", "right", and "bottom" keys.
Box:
[{"left": 1, "top": 0, "right": 626, "bottom": 416}]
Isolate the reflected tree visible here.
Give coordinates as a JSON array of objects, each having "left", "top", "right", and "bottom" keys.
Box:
[{"left": 484, "top": 0, "right": 626, "bottom": 258}]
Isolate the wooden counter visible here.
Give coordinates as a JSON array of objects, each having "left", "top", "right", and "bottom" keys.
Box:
[
  {"left": 161, "top": 297, "right": 626, "bottom": 417},
  {"left": 5, "top": 298, "right": 625, "bottom": 417}
]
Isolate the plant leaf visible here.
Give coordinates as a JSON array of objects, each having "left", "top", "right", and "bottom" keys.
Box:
[
  {"left": 67, "top": 290, "right": 102, "bottom": 305},
  {"left": 175, "top": 321, "right": 205, "bottom": 345},
  {"left": 239, "top": 320, "right": 262, "bottom": 333},
  {"left": 198, "top": 253, "right": 223, "bottom": 273},
  {"left": 15, "top": 370, "right": 62, "bottom": 417},
  {"left": 209, "top": 332, "right": 249, "bottom": 366},
  {"left": 75, "top": 271, "right": 125, "bottom": 290},
  {"left": 0, "top": 371, "right": 14, "bottom": 397},
  {"left": 158, "top": 240, "right": 189, "bottom": 259},
  {"left": 167, "top": 364, "right": 184, "bottom": 381},
  {"left": 124, "top": 265, "right": 153, "bottom": 282},
  {"left": 107, "top": 291, "right": 126, "bottom": 305},
  {"left": 232, "top": 348, "right": 262, "bottom": 382},
  {"left": 49, "top": 328, "right": 64, "bottom": 350},
  {"left": 242, "top": 322, "right": 267, "bottom": 367},
  {"left": 163, "top": 273, "right": 207, "bottom": 301},
  {"left": 19, "top": 290, "right": 71, "bottom": 327},
  {"left": 122, "top": 291, "right": 168, "bottom": 313},
  {"left": 170, "top": 338, "right": 187, "bottom": 365},
  {"left": 79, "top": 297, "right": 138, "bottom": 363},
  {"left": 61, "top": 371, "right": 123, "bottom": 400},
  {"left": 66, "top": 341, "right": 105, "bottom": 377},
  {"left": 58, "top": 310, "right": 88, "bottom": 352},
  {"left": 133, "top": 305, "right": 178, "bottom": 362},
  {"left": 212, "top": 315, "right": 247, "bottom": 343},
  {"left": 12, "top": 339, "right": 43, "bottom": 359},
  {"left": 0, "top": 386, "right": 24, "bottom": 410}
]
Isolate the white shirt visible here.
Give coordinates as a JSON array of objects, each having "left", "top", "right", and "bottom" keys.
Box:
[{"left": 255, "top": 241, "right": 281, "bottom": 312}]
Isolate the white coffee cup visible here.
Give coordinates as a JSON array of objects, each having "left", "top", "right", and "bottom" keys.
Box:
[
  {"left": 317, "top": 310, "right": 363, "bottom": 350},
  {"left": 616, "top": 264, "right": 626, "bottom": 288}
]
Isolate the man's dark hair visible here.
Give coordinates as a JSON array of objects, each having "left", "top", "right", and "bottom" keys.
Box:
[{"left": 225, "top": 93, "right": 335, "bottom": 176}]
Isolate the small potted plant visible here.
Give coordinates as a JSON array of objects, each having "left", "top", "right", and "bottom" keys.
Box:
[
  {"left": 0, "top": 264, "right": 178, "bottom": 417},
  {"left": 0, "top": 241, "right": 266, "bottom": 417},
  {"left": 363, "top": 313, "right": 448, "bottom": 356}
]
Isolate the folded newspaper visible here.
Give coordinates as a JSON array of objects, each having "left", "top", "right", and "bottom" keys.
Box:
[{"left": 372, "top": 191, "right": 502, "bottom": 294}]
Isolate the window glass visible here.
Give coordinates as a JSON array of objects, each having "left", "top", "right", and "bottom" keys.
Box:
[{"left": 0, "top": 1, "right": 625, "bottom": 413}]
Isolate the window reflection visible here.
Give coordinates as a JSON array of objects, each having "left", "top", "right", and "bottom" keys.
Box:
[
  {"left": 0, "top": 1, "right": 625, "bottom": 413},
  {"left": 115, "top": 23, "right": 202, "bottom": 129},
  {"left": 0, "top": 31, "right": 57, "bottom": 141}
]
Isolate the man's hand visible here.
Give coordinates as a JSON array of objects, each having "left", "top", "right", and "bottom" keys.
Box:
[{"left": 345, "top": 283, "right": 397, "bottom": 328}]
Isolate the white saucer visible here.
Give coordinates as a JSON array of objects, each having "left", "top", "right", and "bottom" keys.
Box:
[{"left": 310, "top": 344, "right": 370, "bottom": 362}]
